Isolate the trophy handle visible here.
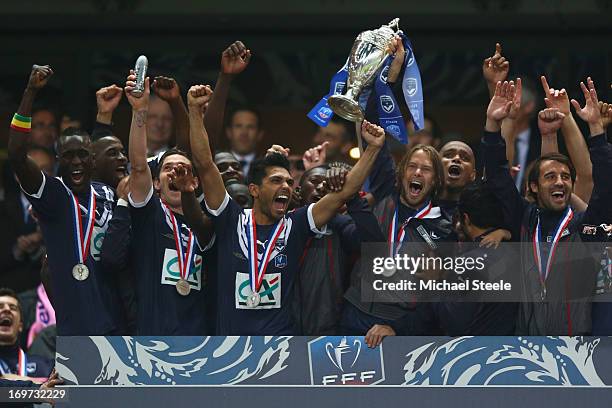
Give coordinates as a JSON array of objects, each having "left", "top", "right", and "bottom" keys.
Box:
[{"left": 387, "top": 18, "right": 400, "bottom": 32}]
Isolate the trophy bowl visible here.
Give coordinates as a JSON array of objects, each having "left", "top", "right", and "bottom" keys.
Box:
[{"left": 328, "top": 18, "right": 400, "bottom": 122}]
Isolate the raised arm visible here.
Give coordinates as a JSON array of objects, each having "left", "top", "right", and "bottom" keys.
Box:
[
  {"left": 500, "top": 77, "right": 521, "bottom": 166},
  {"left": 599, "top": 100, "right": 611, "bottom": 131},
  {"left": 541, "top": 75, "right": 593, "bottom": 202},
  {"left": 483, "top": 80, "right": 527, "bottom": 234},
  {"left": 100, "top": 176, "right": 131, "bottom": 274},
  {"left": 187, "top": 85, "right": 227, "bottom": 211},
  {"left": 152, "top": 76, "right": 190, "bottom": 153},
  {"left": 537, "top": 108, "right": 565, "bottom": 155},
  {"left": 312, "top": 121, "right": 384, "bottom": 229},
  {"left": 7, "top": 65, "right": 53, "bottom": 194},
  {"left": 204, "top": 41, "right": 251, "bottom": 149},
  {"left": 93, "top": 84, "right": 123, "bottom": 140},
  {"left": 124, "top": 71, "right": 153, "bottom": 204},
  {"left": 482, "top": 43, "right": 509, "bottom": 99},
  {"left": 571, "top": 77, "right": 612, "bottom": 223}
]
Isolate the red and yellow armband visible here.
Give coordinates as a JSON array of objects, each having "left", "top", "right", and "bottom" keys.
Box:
[{"left": 10, "top": 113, "right": 32, "bottom": 133}]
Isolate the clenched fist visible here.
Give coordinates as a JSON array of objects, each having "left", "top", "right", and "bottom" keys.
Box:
[{"left": 187, "top": 85, "right": 213, "bottom": 112}]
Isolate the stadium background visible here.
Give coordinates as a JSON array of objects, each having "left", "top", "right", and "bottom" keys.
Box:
[{"left": 0, "top": 0, "right": 611, "bottom": 172}]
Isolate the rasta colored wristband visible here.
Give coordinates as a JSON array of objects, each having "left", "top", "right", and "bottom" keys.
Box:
[{"left": 11, "top": 113, "right": 32, "bottom": 133}]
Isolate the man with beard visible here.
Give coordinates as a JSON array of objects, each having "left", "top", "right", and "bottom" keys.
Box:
[
  {"left": 0, "top": 288, "right": 52, "bottom": 380},
  {"left": 483, "top": 78, "right": 612, "bottom": 335},
  {"left": 364, "top": 182, "right": 519, "bottom": 346},
  {"left": 341, "top": 141, "right": 455, "bottom": 337},
  {"left": 184, "top": 84, "right": 385, "bottom": 335},
  {"left": 122, "top": 72, "right": 214, "bottom": 335},
  {"left": 8, "top": 65, "right": 124, "bottom": 335}
]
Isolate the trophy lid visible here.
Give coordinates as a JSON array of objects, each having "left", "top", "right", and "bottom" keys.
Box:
[
  {"left": 357, "top": 18, "right": 401, "bottom": 46},
  {"left": 386, "top": 18, "right": 400, "bottom": 32}
]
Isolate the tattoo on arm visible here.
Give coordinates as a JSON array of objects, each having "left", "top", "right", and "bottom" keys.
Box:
[{"left": 135, "top": 110, "right": 147, "bottom": 128}]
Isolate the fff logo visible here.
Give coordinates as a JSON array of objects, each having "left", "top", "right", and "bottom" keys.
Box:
[{"left": 308, "top": 336, "right": 385, "bottom": 385}]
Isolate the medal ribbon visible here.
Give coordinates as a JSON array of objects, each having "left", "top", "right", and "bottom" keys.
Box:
[
  {"left": 162, "top": 202, "right": 195, "bottom": 282},
  {"left": 247, "top": 211, "right": 286, "bottom": 295},
  {"left": 532, "top": 207, "right": 573, "bottom": 285},
  {"left": 18, "top": 348, "right": 27, "bottom": 376},
  {"left": 388, "top": 200, "right": 432, "bottom": 257},
  {"left": 69, "top": 186, "right": 96, "bottom": 264}
]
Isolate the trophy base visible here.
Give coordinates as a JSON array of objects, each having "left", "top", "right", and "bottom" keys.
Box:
[{"left": 328, "top": 95, "right": 364, "bottom": 122}]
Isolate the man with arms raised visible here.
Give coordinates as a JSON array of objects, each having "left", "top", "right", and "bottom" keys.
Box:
[
  {"left": 186, "top": 84, "right": 384, "bottom": 335},
  {"left": 8, "top": 65, "right": 124, "bottom": 335},
  {"left": 122, "top": 71, "right": 213, "bottom": 335},
  {"left": 483, "top": 78, "right": 612, "bottom": 335}
]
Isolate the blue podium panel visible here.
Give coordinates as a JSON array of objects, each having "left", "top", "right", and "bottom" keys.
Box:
[{"left": 56, "top": 336, "right": 612, "bottom": 386}]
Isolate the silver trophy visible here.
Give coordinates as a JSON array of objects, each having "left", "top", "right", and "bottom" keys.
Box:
[{"left": 328, "top": 18, "right": 400, "bottom": 122}]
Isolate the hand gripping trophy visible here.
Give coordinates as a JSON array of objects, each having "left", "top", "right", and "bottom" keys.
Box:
[{"left": 328, "top": 18, "right": 401, "bottom": 122}]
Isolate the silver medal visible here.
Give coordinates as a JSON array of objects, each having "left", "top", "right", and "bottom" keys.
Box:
[
  {"left": 72, "top": 263, "right": 89, "bottom": 281},
  {"left": 246, "top": 292, "right": 261, "bottom": 308},
  {"left": 176, "top": 279, "right": 191, "bottom": 296}
]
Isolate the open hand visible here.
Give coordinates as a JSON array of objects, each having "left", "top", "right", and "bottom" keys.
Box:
[
  {"left": 168, "top": 163, "right": 198, "bottom": 193},
  {"left": 221, "top": 41, "right": 252, "bottom": 75},
  {"left": 486, "top": 80, "right": 515, "bottom": 122},
  {"left": 570, "top": 77, "right": 603, "bottom": 132}
]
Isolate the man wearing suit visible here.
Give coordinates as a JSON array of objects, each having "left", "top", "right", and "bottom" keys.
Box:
[{"left": 0, "top": 146, "right": 54, "bottom": 292}]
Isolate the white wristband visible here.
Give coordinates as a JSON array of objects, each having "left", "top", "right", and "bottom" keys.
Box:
[{"left": 117, "top": 198, "right": 129, "bottom": 207}]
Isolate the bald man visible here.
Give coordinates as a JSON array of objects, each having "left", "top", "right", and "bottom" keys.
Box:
[
  {"left": 437, "top": 141, "right": 477, "bottom": 219},
  {"left": 92, "top": 136, "right": 128, "bottom": 189}
]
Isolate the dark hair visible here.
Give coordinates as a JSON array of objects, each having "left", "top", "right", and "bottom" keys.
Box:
[
  {"left": 527, "top": 153, "right": 576, "bottom": 198},
  {"left": 299, "top": 164, "right": 329, "bottom": 188},
  {"left": 155, "top": 147, "right": 193, "bottom": 179},
  {"left": 26, "top": 144, "right": 55, "bottom": 160},
  {"left": 329, "top": 116, "right": 355, "bottom": 143},
  {"left": 0, "top": 287, "right": 21, "bottom": 317},
  {"left": 423, "top": 114, "right": 442, "bottom": 140},
  {"left": 458, "top": 181, "right": 504, "bottom": 229},
  {"left": 32, "top": 106, "right": 60, "bottom": 123},
  {"left": 57, "top": 128, "right": 92, "bottom": 153},
  {"left": 248, "top": 153, "right": 291, "bottom": 185},
  {"left": 60, "top": 127, "right": 90, "bottom": 138},
  {"left": 396, "top": 144, "right": 444, "bottom": 201},
  {"left": 227, "top": 105, "right": 262, "bottom": 129},
  {"left": 214, "top": 151, "right": 239, "bottom": 163}
]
